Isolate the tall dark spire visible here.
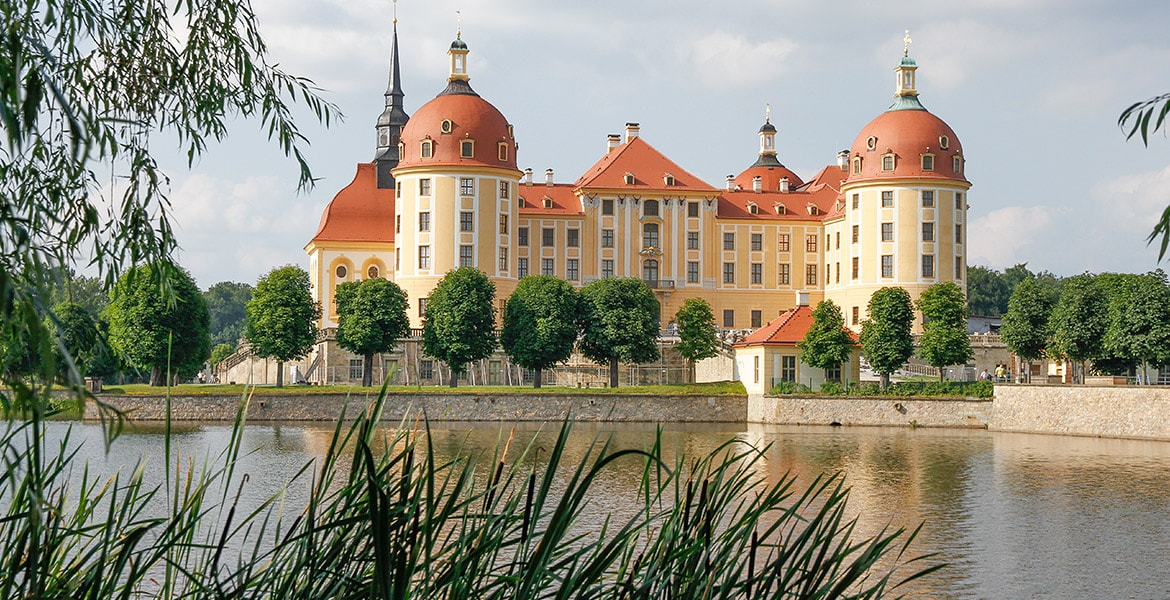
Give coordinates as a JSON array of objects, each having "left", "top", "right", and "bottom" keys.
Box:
[{"left": 375, "top": 14, "right": 410, "bottom": 188}]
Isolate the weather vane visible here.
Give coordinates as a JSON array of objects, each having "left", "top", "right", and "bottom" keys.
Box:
[
  {"left": 456, "top": 9, "right": 462, "bottom": 38},
  {"left": 904, "top": 29, "right": 912, "bottom": 56},
  {"left": 392, "top": 0, "right": 397, "bottom": 25},
  {"left": 765, "top": 103, "right": 771, "bottom": 123}
]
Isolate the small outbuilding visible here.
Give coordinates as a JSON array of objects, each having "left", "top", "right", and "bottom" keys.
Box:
[{"left": 733, "top": 301, "right": 861, "bottom": 395}]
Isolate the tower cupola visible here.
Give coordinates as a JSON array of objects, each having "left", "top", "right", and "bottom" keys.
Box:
[
  {"left": 889, "top": 30, "right": 926, "bottom": 112},
  {"left": 448, "top": 23, "right": 470, "bottom": 82},
  {"left": 374, "top": 4, "right": 410, "bottom": 188}
]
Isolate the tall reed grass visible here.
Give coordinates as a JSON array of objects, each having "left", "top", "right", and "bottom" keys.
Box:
[{"left": 0, "top": 384, "right": 940, "bottom": 598}]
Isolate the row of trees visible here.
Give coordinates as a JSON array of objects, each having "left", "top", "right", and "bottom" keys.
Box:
[{"left": 1002, "top": 271, "right": 1170, "bottom": 380}]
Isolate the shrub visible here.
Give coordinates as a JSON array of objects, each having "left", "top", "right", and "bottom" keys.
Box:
[
  {"left": 819, "top": 381, "right": 845, "bottom": 395},
  {"left": 770, "top": 381, "right": 812, "bottom": 395}
]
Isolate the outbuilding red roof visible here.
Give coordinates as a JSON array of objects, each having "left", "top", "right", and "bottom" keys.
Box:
[{"left": 734, "top": 305, "right": 859, "bottom": 347}]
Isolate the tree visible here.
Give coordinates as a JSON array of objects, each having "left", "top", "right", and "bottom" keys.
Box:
[
  {"left": 1001, "top": 277, "right": 1055, "bottom": 381},
  {"left": 1102, "top": 271, "right": 1170, "bottom": 380},
  {"left": 916, "top": 281, "right": 973, "bottom": 382},
  {"left": 500, "top": 276, "right": 580, "bottom": 388},
  {"left": 204, "top": 282, "right": 253, "bottom": 348},
  {"left": 1120, "top": 94, "right": 1170, "bottom": 259},
  {"left": 966, "top": 263, "right": 1036, "bottom": 317},
  {"left": 209, "top": 343, "right": 235, "bottom": 368},
  {"left": 335, "top": 278, "right": 411, "bottom": 387},
  {"left": 106, "top": 264, "right": 211, "bottom": 386},
  {"left": 1046, "top": 274, "right": 1107, "bottom": 382},
  {"left": 798, "top": 300, "right": 856, "bottom": 382},
  {"left": 245, "top": 266, "right": 319, "bottom": 388},
  {"left": 50, "top": 302, "right": 117, "bottom": 381},
  {"left": 579, "top": 278, "right": 660, "bottom": 388},
  {"left": 423, "top": 268, "right": 497, "bottom": 387},
  {"left": 859, "top": 287, "right": 914, "bottom": 390},
  {"left": 1, "top": 0, "right": 334, "bottom": 406},
  {"left": 674, "top": 298, "right": 720, "bottom": 384}
]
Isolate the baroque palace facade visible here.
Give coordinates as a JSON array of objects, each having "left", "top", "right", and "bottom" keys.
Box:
[{"left": 300, "top": 25, "right": 970, "bottom": 385}]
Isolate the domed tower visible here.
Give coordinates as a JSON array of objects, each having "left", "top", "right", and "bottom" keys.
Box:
[
  {"left": 391, "top": 31, "right": 522, "bottom": 326},
  {"left": 827, "top": 34, "right": 971, "bottom": 331}
]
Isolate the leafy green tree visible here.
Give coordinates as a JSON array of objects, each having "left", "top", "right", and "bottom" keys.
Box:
[
  {"left": 500, "top": 276, "right": 580, "bottom": 388},
  {"left": 1001, "top": 277, "right": 1055, "bottom": 381},
  {"left": 916, "top": 281, "right": 973, "bottom": 381},
  {"left": 1120, "top": 94, "right": 1170, "bottom": 259},
  {"left": 209, "top": 343, "right": 236, "bottom": 368},
  {"left": 49, "top": 302, "right": 117, "bottom": 381},
  {"left": 966, "top": 265, "right": 1010, "bottom": 317},
  {"left": 423, "top": 268, "right": 497, "bottom": 388},
  {"left": 336, "top": 278, "right": 411, "bottom": 387},
  {"left": 106, "top": 264, "right": 211, "bottom": 386},
  {"left": 579, "top": 278, "right": 660, "bottom": 388},
  {"left": 204, "top": 282, "right": 253, "bottom": 348},
  {"left": 797, "top": 300, "right": 855, "bottom": 382},
  {"left": 1046, "top": 274, "right": 1107, "bottom": 382},
  {"left": 674, "top": 298, "right": 720, "bottom": 384},
  {"left": 1, "top": 0, "right": 334, "bottom": 407},
  {"left": 1102, "top": 271, "right": 1170, "bottom": 379},
  {"left": 245, "top": 265, "right": 319, "bottom": 388},
  {"left": 859, "top": 287, "right": 915, "bottom": 390},
  {"left": 49, "top": 272, "right": 108, "bottom": 319}
]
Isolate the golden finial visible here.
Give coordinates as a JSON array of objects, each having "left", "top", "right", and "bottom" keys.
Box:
[
  {"left": 903, "top": 29, "right": 912, "bottom": 56},
  {"left": 456, "top": 9, "right": 462, "bottom": 38},
  {"left": 392, "top": 0, "right": 397, "bottom": 25}
]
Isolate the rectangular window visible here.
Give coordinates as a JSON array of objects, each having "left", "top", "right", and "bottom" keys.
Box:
[
  {"left": 687, "top": 231, "right": 699, "bottom": 249},
  {"left": 881, "top": 222, "right": 893, "bottom": 242},
  {"left": 517, "top": 257, "right": 528, "bottom": 277},
  {"left": 602, "top": 198, "right": 614, "bottom": 215},
  {"left": 602, "top": 229, "right": 614, "bottom": 248},
  {"left": 419, "top": 359, "right": 434, "bottom": 380},
  {"left": 396, "top": 181, "right": 402, "bottom": 199},
  {"left": 601, "top": 259, "right": 614, "bottom": 279},
  {"left": 922, "top": 190, "right": 934, "bottom": 207},
  {"left": 567, "top": 229, "right": 579, "bottom": 247},
  {"left": 781, "top": 356, "right": 796, "bottom": 383},
  {"left": 419, "top": 212, "right": 431, "bottom": 232},
  {"left": 881, "top": 254, "right": 893, "bottom": 278},
  {"left": 460, "top": 177, "right": 474, "bottom": 195},
  {"left": 852, "top": 225, "right": 859, "bottom": 243},
  {"left": 460, "top": 212, "right": 474, "bottom": 232},
  {"left": 418, "top": 297, "right": 428, "bottom": 318},
  {"left": 498, "top": 180, "right": 509, "bottom": 198},
  {"left": 723, "top": 232, "right": 735, "bottom": 250},
  {"left": 852, "top": 306, "right": 860, "bottom": 325},
  {"left": 778, "top": 234, "right": 790, "bottom": 252},
  {"left": 541, "top": 258, "right": 554, "bottom": 275},
  {"left": 499, "top": 215, "right": 508, "bottom": 234},
  {"left": 751, "top": 263, "right": 762, "bottom": 284},
  {"left": 723, "top": 263, "right": 735, "bottom": 284},
  {"left": 542, "top": 228, "right": 555, "bottom": 246},
  {"left": 753, "top": 355, "right": 759, "bottom": 384},
  {"left": 566, "top": 259, "right": 579, "bottom": 280},
  {"left": 835, "top": 232, "right": 840, "bottom": 249},
  {"left": 751, "top": 233, "right": 762, "bottom": 251},
  {"left": 852, "top": 257, "right": 859, "bottom": 280},
  {"left": 643, "top": 224, "right": 659, "bottom": 248},
  {"left": 460, "top": 140, "right": 474, "bottom": 158},
  {"left": 955, "top": 224, "right": 963, "bottom": 243},
  {"left": 518, "top": 227, "right": 528, "bottom": 246},
  {"left": 922, "top": 155, "right": 934, "bottom": 172},
  {"left": 395, "top": 214, "right": 401, "bottom": 234},
  {"left": 723, "top": 309, "right": 734, "bottom": 328},
  {"left": 498, "top": 247, "right": 508, "bottom": 271},
  {"left": 687, "top": 261, "right": 699, "bottom": 283},
  {"left": 851, "top": 193, "right": 859, "bottom": 210},
  {"left": 956, "top": 192, "right": 963, "bottom": 210},
  {"left": 349, "top": 358, "right": 363, "bottom": 381},
  {"left": 806, "top": 235, "right": 817, "bottom": 253},
  {"left": 922, "top": 254, "right": 935, "bottom": 278},
  {"left": 882, "top": 155, "right": 895, "bottom": 171},
  {"left": 922, "top": 222, "right": 934, "bottom": 242},
  {"left": 395, "top": 248, "right": 400, "bottom": 270},
  {"left": 835, "top": 261, "right": 840, "bottom": 283},
  {"left": 805, "top": 264, "right": 817, "bottom": 286},
  {"left": 419, "top": 178, "right": 432, "bottom": 196},
  {"left": 644, "top": 200, "right": 659, "bottom": 217},
  {"left": 825, "top": 363, "right": 842, "bottom": 382},
  {"left": 955, "top": 256, "right": 964, "bottom": 279},
  {"left": 459, "top": 245, "right": 473, "bottom": 267},
  {"left": 881, "top": 190, "right": 893, "bottom": 207},
  {"left": 418, "top": 245, "right": 431, "bottom": 269},
  {"left": 778, "top": 263, "right": 790, "bottom": 285},
  {"left": 688, "top": 201, "right": 699, "bottom": 217},
  {"left": 751, "top": 310, "right": 762, "bottom": 328}
]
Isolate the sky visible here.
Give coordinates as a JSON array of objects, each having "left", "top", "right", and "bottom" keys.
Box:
[{"left": 159, "top": 0, "right": 1170, "bottom": 290}]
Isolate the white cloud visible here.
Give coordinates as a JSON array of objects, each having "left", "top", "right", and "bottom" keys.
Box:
[
  {"left": 1091, "top": 164, "right": 1170, "bottom": 239},
  {"left": 968, "top": 206, "right": 1058, "bottom": 268},
  {"left": 683, "top": 31, "right": 797, "bottom": 90}
]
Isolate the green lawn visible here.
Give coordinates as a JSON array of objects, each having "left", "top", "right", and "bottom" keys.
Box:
[{"left": 101, "top": 380, "right": 746, "bottom": 397}]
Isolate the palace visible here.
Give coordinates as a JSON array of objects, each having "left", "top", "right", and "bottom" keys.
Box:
[{"left": 300, "top": 24, "right": 970, "bottom": 386}]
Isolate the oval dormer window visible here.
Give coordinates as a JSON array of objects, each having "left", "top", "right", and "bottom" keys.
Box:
[
  {"left": 866, "top": 136, "right": 877, "bottom": 151},
  {"left": 367, "top": 265, "right": 379, "bottom": 279},
  {"left": 335, "top": 265, "right": 348, "bottom": 279},
  {"left": 939, "top": 135, "right": 949, "bottom": 150},
  {"left": 441, "top": 119, "right": 453, "bottom": 134}
]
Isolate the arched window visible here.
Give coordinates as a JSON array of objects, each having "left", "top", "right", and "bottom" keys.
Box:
[
  {"left": 644, "top": 199, "right": 659, "bottom": 217},
  {"left": 642, "top": 223, "right": 659, "bottom": 248},
  {"left": 420, "top": 140, "right": 433, "bottom": 158},
  {"left": 643, "top": 259, "right": 659, "bottom": 284}
]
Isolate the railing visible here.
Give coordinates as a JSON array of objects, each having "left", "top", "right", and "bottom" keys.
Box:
[{"left": 643, "top": 278, "right": 675, "bottom": 290}]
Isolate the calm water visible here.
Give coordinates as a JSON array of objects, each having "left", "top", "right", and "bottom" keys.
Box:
[{"left": 35, "top": 420, "right": 1170, "bottom": 599}]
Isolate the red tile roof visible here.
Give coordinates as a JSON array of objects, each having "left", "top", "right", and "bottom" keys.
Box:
[
  {"left": 310, "top": 163, "right": 395, "bottom": 244},
  {"left": 574, "top": 137, "right": 718, "bottom": 193},
  {"left": 518, "top": 183, "right": 583, "bottom": 215},
  {"left": 734, "top": 305, "right": 859, "bottom": 347},
  {"left": 718, "top": 165, "right": 843, "bottom": 221}
]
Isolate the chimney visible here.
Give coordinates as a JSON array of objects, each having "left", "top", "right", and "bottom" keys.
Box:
[
  {"left": 796, "top": 290, "right": 810, "bottom": 307},
  {"left": 837, "top": 150, "right": 849, "bottom": 170},
  {"left": 545, "top": 168, "right": 554, "bottom": 187},
  {"left": 607, "top": 134, "right": 621, "bottom": 153},
  {"left": 779, "top": 177, "right": 790, "bottom": 193},
  {"left": 624, "top": 122, "right": 640, "bottom": 142},
  {"left": 725, "top": 175, "right": 735, "bottom": 191},
  {"left": 524, "top": 168, "right": 533, "bottom": 186},
  {"left": 752, "top": 176, "right": 762, "bottom": 193}
]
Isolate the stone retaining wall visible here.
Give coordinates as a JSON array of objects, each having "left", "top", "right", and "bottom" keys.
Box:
[
  {"left": 991, "top": 385, "right": 1170, "bottom": 439},
  {"left": 86, "top": 392, "right": 747, "bottom": 423},
  {"left": 748, "top": 394, "right": 992, "bottom": 429}
]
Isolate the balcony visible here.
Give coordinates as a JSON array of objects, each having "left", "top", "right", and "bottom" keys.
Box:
[{"left": 643, "top": 278, "right": 675, "bottom": 290}]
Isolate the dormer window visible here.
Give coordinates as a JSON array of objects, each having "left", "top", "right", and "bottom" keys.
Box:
[
  {"left": 807, "top": 205, "right": 819, "bottom": 216},
  {"left": 866, "top": 136, "right": 877, "bottom": 151},
  {"left": 774, "top": 203, "right": 786, "bottom": 215},
  {"left": 497, "top": 142, "right": 508, "bottom": 162},
  {"left": 921, "top": 153, "right": 935, "bottom": 172},
  {"left": 421, "top": 139, "right": 433, "bottom": 159},
  {"left": 624, "top": 172, "right": 635, "bottom": 185},
  {"left": 542, "top": 197, "right": 553, "bottom": 209},
  {"left": 939, "top": 135, "right": 949, "bottom": 150},
  {"left": 664, "top": 174, "right": 676, "bottom": 186},
  {"left": 881, "top": 152, "right": 895, "bottom": 171},
  {"left": 518, "top": 197, "right": 525, "bottom": 208},
  {"left": 852, "top": 156, "right": 862, "bottom": 175},
  {"left": 953, "top": 155, "right": 963, "bottom": 174},
  {"left": 748, "top": 203, "right": 759, "bottom": 215},
  {"left": 460, "top": 139, "right": 474, "bottom": 158},
  {"left": 441, "top": 119, "right": 454, "bottom": 134}
]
